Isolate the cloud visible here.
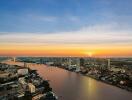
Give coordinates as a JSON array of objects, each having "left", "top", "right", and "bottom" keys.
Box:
[
  {"left": 0, "top": 23, "right": 132, "bottom": 45},
  {"left": 67, "top": 15, "right": 80, "bottom": 22}
]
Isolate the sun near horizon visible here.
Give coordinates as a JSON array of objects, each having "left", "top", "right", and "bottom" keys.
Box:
[{"left": 0, "top": 44, "right": 132, "bottom": 57}]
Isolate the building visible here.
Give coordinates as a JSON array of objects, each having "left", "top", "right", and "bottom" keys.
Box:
[
  {"left": 108, "top": 59, "right": 111, "bottom": 69},
  {"left": 28, "top": 83, "right": 36, "bottom": 93},
  {"left": 17, "top": 68, "right": 28, "bottom": 75}
]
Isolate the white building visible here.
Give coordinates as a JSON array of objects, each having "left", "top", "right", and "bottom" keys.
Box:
[{"left": 17, "top": 68, "right": 28, "bottom": 75}]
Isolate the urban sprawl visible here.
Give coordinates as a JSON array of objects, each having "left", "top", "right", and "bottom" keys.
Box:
[
  {"left": 0, "top": 57, "right": 132, "bottom": 100},
  {"left": 0, "top": 57, "right": 58, "bottom": 100}
]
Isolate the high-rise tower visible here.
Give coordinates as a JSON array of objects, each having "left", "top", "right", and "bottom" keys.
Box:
[{"left": 108, "top": 59, "right": 111, "bottom": 69}]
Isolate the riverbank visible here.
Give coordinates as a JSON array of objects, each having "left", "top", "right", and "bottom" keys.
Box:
[
  {"left": 55, "top": 66, "right": 132, "bottom": 92},
  {"left": 0, "top": 62, "right": 58, "bottom": 100}
]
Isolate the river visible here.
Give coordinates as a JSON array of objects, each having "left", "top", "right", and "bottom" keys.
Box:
[{"left": 3, "top": 61, "right": 132, "bottom": 100}]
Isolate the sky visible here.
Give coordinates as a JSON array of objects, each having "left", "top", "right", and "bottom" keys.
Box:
[{"left": 0, "top": 0, "right": 132, "bottom": 57}]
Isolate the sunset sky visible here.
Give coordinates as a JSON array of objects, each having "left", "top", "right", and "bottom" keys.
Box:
[{"left": 0, "top": 0, "right": 132, "bottom": 57}]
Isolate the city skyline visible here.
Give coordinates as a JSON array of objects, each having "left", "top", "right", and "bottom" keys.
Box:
[{"left": 0, "top": 0, "right": 132, "bottom": 57}]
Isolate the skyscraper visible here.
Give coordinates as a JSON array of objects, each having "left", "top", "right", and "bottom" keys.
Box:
[{"left": 108, "top": 59, "right": 111, "bottom": 69}]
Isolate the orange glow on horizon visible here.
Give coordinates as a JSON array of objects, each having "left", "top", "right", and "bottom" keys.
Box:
[{"left": 0, "top": 43, "right": 132, "bottom": 57}]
